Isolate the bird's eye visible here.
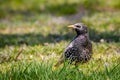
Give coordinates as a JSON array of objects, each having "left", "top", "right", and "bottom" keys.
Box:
[{"left": 76, "top": 25, "right": 81, "bottom": 28}]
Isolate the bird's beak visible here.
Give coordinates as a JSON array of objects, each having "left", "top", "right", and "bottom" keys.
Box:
[{"left": 67, "top": 25, "right": 77, "bottom": 29}]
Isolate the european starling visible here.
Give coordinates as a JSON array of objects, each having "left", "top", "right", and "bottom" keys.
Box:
[{"left": 55, "top": 23, "right": 92, "bottom": 67}]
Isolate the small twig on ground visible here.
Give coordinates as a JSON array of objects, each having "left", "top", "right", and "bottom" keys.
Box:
[{"left": 14, "top": 48, "right": 24, "bottom": 61}]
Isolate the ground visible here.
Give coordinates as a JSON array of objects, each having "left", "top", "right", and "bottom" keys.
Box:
[{"left": 0, "top": 0, "right": 120, "bottom": 80}]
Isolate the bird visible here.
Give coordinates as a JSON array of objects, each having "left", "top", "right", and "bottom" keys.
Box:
[{"left": 54, "top": 23, "right": 92, "bottom": 67}]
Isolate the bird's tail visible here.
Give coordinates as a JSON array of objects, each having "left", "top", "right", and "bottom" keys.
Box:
[{"left": 54, "top": 54, "right": 64, "bottom": 67}]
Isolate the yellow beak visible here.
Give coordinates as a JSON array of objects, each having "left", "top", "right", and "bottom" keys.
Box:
[{"left": 67, "top": 25, "right": 77, "bottom": 29}]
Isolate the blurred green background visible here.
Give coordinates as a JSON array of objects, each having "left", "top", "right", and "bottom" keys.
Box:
[
  {"left": 0, "top": 0, "right": 120, "bottom": 17},
  {"left": 0, "top": 0, "right": 120, "bottom": 46}
]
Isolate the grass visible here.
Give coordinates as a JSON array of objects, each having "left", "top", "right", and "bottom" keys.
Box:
[
  {"left": 0, "top": 0, "right": 120, "bottom": 80},
  {"left": 0, "top": 58, "right": 120, "bottom": 80}
]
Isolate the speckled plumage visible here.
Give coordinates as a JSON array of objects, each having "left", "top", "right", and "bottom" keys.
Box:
[{"left": 55, "top": 23, "right": 92, "bottom": 67}]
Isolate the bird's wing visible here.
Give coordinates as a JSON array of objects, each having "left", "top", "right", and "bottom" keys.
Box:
[
  {"left": 64, "top": 47, "right": 77, "bottom": 58},
  {"left": 77, "top": 41, "right": 92, "bottom": 62},
  {"left": 54, "top": 47, "right": 79, "bottom": 67},
  {"left": 64, "top": 47, "right": 82, "bottom": 63}
]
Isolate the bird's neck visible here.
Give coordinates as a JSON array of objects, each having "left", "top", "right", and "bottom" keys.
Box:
[
  {"left": 75, "top": 29, "right": 81, "bottom": 35},
  {"left": 76, "top": 33, "right": 89, "bottom": 39}
]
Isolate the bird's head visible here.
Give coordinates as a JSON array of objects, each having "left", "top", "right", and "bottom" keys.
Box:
[{"left": 68, "top": 23, "right": 88, "bottom": 35}]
